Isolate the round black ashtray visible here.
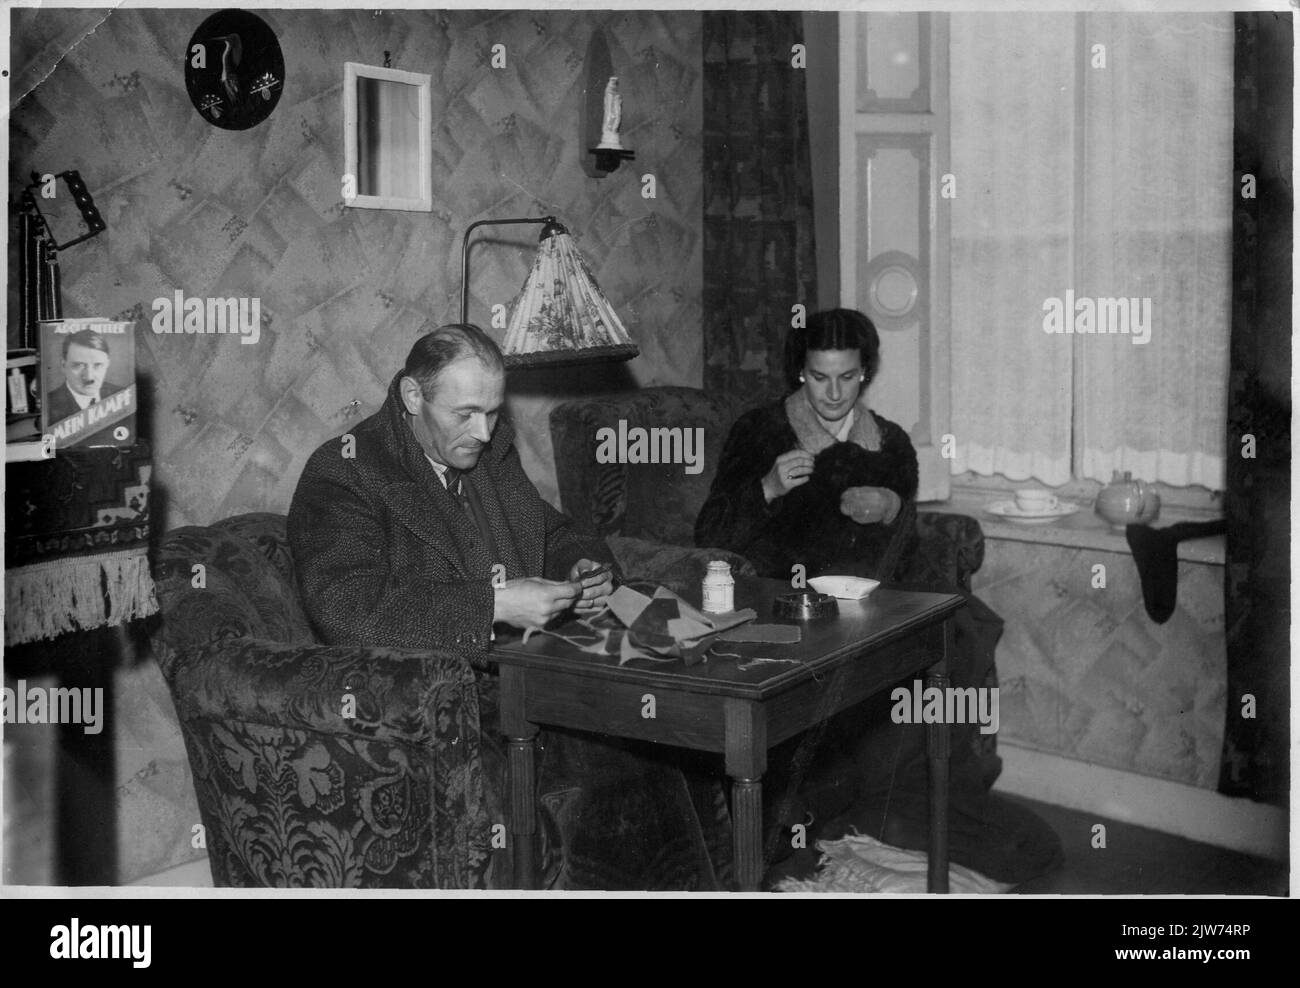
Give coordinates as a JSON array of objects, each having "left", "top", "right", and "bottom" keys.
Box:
[{"left": 773, "top": 590, "right": 839, "bottom": 622}]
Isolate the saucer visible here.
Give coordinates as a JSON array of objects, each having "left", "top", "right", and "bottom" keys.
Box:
[
  {"left": 808, "top": 575, "right": 881, "bottom": 600},
  {"left": 986, "top": 500, "right": 1081, "bottom": 524}
]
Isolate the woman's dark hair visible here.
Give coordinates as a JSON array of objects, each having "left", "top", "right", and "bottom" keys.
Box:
[
  {"left": 784, "top": 308, "right": 881, "bottom": 392},
  {"left": 404, "top": 323, "right": 504, "bottom": 398}
]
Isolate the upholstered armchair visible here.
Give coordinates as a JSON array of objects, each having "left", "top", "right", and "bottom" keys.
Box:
[
  {"left": 550, "top": 387, "right": 759, "bottom": 593},
  {"left": 549, "top": 386, "right": 990, "bottom": 593},
  {"left": 151, "top": 513, "right": 490, "bottom": 888}
]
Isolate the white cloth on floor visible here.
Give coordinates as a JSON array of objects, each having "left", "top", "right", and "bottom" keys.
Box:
[{"left": 775, "top": 831, "right": 1014, "bottom": 895}]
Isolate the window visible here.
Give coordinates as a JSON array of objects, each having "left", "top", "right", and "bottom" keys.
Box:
[
  {"left": 948, "top": 12, "right": 1230, "bottom": 495},
  {"left": 840, "top": 12, "right": 1231, "bottom": 502}
]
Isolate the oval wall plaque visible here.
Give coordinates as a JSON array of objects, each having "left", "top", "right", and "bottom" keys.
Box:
[
  {"left": 863, "top": 250, "right": 921, "bottom": 328},
  {"left": 185, "top": 9, "right": 284, "bottom": 131}
]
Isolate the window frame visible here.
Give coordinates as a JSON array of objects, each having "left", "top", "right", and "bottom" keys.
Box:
[{"left": 839, "top": 10, "right": 1229, "bottom": 513}]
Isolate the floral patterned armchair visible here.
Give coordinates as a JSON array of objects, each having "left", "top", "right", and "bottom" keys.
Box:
[
  {"left": 151, "top": 513, "right": 490, "bottom": 888},
  {"left": 549, "top": 387, "right": 989, "bottom": 593}
]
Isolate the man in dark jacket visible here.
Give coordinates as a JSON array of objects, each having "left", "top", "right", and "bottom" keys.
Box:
[
  {"left": 288, "top": 323, "right": 614, "bottom": 655},
  {"left": 287, "top": 325, "right": 731, "bottom": 890}
]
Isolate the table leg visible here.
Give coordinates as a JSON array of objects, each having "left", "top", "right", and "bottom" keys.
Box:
[
  {"left": 731, "top": 778, "right": 763, "bottom": 891},
  {"left": 724, "top": 697, "right": 767, "bottom": 892},
  {"left": 507, "top": 735, "right": 538, "bottom": 889},
  {"left": 926, "top": 619, "right": 952, "bottom": 894},
  {"left": 499, "top": 664, "right": 538, "bottom": 890}
]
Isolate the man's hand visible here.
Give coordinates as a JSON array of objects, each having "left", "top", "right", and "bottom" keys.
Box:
[
  {"left": 762, "top": 449, "right": 815, "bottom": 503},
  {"left": 840, "top": 485, "right": 901, "bottom": 525},
  {"left": 569, "top": 558, "right": 614, "bottom": 614},
  {"left": 493, "top": 577, "right": 581, "bottom": 630}
]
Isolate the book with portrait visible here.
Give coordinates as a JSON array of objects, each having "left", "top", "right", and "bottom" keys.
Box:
[{"left": 39, "top": 318, "right": 137, "bottom": 450}]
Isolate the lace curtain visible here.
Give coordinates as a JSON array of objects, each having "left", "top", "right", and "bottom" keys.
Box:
[
  {"left": 1076, "top": 14, "right": 1231, "bottom": 490},
  {"left": 949, "top": 13, "right": 1075, "bottom": 486},
  {"left": 950, "top": 13, "right": 1232, "bottom": 489}
]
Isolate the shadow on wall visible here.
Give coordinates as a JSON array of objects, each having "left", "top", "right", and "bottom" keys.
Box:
[{"left": 507, "top": 361, "right": 639, "bottom": 510}]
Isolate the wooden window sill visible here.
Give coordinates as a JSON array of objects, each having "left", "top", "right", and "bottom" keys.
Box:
[{"left": 918, "top": 489, "right": 1225, "bottom": 566}]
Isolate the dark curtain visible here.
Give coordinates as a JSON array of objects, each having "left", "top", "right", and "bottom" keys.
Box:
[
  {"left": 702, "top": 12, "right": 818, "bottom": 404},
  {"left": 1220, "top": 12, "right": 1291, "bottom": 806}
]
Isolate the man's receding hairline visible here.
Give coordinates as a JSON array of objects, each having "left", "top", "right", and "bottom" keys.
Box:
[
  {"left": 404, "top": 354, "right": 504, "bottom": 401},
  {"left": 429, "top": 353, "right": 503, "bottom": 383}
]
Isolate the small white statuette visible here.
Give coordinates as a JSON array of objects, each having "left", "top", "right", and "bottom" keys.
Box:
[{"left": 598, "top": 76, "right": 624, "bottom": 149}]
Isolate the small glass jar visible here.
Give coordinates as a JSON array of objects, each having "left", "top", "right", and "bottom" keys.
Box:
[{"left": 702, "top": 560, "right": 735, "bottom": 614}]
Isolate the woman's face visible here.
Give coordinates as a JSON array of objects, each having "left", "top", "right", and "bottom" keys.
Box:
[{"left": 802, "top": 348, "right": 864, "bottom": 422}]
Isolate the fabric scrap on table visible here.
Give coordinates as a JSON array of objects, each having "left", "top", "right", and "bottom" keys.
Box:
[{"left": 526, "top": 581, "right": 756, "bottom": 665}]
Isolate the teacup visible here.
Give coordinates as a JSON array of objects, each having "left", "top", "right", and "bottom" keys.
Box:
[{"left": 1014, "top": 489, "right": 1058, "bottom": 513}]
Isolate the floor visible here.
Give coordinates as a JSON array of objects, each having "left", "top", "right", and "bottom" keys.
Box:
[
  {"left": 6, "top": 724, "right": 1288, "bottom": 893},
  {"left": 3, "top": 725, "right": 56, "bottom": 886},
  {"left": 1009, "top": 796, "right": 1289, "bottom": 896},
  {"left": 764, "top": 793, "right": 1289, "bottom": 895}
]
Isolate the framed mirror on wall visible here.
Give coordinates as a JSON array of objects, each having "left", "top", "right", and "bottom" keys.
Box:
[{"left": 343, "top": 62, "right": 432, "bottom": 212}]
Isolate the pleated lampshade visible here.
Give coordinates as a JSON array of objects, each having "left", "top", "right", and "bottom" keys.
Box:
[{"left": 500, "top": 228, "right": 639, "bottom": 368}]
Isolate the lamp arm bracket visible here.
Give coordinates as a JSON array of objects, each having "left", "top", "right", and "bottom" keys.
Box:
[{"left": 459, "top": 215, "right": 566, "bottom": 324}]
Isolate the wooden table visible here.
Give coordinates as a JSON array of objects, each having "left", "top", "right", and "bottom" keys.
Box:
[{"left": 493, "top": 579, "right": 965, "bottom": 892}]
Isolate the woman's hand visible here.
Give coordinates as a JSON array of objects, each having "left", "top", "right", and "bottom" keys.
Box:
[
  {"left": 762, "top": 449, "right": 815, "bottom": 503},
  {"left": 840, "top": 485, "right": 902, "bottom": 525}
]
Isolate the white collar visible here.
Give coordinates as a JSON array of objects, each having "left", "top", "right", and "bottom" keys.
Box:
[
  {"left": 69, "top": 388, "right": 100, "bottom": 410},
  {"left": 833, "top": 410, "right": 854, "bottom": 441},
  {"left": 786, "top": 389, "right": 880, "bottom": 453},
  {"left": 423, "top": 455, "right": 455, "bottom": 490}
]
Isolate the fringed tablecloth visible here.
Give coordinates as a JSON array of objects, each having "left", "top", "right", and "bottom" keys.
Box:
[{"left": 4, "top": 442, "right": 157, "bottom": 646}]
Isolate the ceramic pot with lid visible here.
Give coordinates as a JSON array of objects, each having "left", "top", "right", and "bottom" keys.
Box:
[{"left": 1095, "top": 470, "right": 1161, "bottom": 529}]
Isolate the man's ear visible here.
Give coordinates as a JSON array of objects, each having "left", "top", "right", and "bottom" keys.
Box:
[{"left": 398, "top": 375, "right": 424, "bottom": 415}]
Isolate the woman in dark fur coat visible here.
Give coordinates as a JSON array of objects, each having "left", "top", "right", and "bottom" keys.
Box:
[{"left": 696, "top": 309, "right": 1062, "bottom": 886}]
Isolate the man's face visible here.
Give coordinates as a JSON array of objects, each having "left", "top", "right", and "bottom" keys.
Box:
[
  {"left": 63, "top": 342, "right": 110, "bottom": 397},
  {"left": 401, "top": 356, "right": 505, "bottom": 470}
]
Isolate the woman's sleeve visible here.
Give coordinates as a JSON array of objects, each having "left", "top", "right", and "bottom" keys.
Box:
[
  {"left": 879, "top": 416, "right": 919, "bottom": 502},
  {"left": 868, "top": 417, "right": 921, "bottom": 581},
  {"left": 694, "top": 409, "right": 782, "bottom": 553}
]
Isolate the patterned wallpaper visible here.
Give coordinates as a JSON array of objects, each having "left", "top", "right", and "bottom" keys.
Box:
[
  {"left": 8, "top": 7, "right": 704, "bottom": 522},
  {"left": 6, "top": 6, "right": 703, "bottom": 885},
  {"left": 974, "top": 541, "right": 1227, "bottom": 789}
]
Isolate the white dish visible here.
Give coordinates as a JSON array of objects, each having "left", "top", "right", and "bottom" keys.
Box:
[
  {"left": 808, "top": 575, "right": 881, "bottom": 600},
  {"left": 985, "top": 500, "right": 1080, "bottom": 524}
]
